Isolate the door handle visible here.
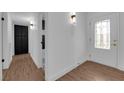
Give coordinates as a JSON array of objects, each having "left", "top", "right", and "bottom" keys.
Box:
[
  {"left": 111, "top": 43, "right": 117, "bottom": 46},
  {"left": 111, "top": 40, "right": 117, "bottom": 46},
  {"left": 113, "top": 40, "right": 117, "bottom": 42}
]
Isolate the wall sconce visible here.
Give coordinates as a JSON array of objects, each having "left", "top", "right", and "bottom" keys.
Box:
[
  {"left": 70, "top": 12, "right": 76, "bottom": 24},
  {"left": 30, "top": 24, "right": 33, "bottom": 29},
  {"left": 30, "top": 21, "right": 34, "bottom": 29}
]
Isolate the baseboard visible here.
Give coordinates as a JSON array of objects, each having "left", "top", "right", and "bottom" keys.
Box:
[
  {"left": 47, "top": 60, "right": 87, "bottom": 81},
  {"left": 117, "top": 65, "right": 124, "bottom": 71},
  {"left": 77, "top": 58, "right": 87, "bottom": 66},
  {"left": 30, "top": 54, "right": 43, "bottom": 69},
  {"left": 88, "top": 60, "right": 124, "bottom": 72},
  {"left": 3, "top": 62, "right": 11, "bottom": 69},
  {"left": 47, "top": 63, "right": 77, "bottom": 81}
]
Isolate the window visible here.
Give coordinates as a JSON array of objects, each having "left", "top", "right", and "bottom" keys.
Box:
[{"left": 95, "top": 19, "right": 110, "bottom": 49}]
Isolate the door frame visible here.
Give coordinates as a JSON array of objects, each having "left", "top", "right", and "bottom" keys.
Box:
[
  {"left": 88, "top": 13, "right": 119, "bottom": 68},
  {"left": 12, "top": 21, "right": 30, "bottom": 56},
  {"left": 41, "top": 13, "right": 48, "bottom": 80},
  {"left": 0, "top": 12, "right": 2, "bottom": 80}
]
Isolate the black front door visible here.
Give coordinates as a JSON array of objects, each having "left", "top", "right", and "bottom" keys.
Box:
[{"left": 14, "top": 25, "right": 28, "bottom": 55}]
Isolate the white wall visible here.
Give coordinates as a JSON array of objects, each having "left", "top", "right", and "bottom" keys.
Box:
[
  {"left": 46, "top": 12, "right": 87, "bottom": 80},
  {"left": 74, "top": 12, "right": 87, "bottom": 64},
  {"left": 3, "top": 12, "right": 42, "bottom": 69},
  {"left": 0, "top": 12, "right": 2, "bottom": 80},
  {"left": 28, "top": 13, "right": 42, "bottom": 68}
]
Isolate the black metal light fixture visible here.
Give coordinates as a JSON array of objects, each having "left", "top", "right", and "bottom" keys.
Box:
[
  {"left": 42, "top": 19, "right": 45, "bottom": 30},
  {"left": 41, "top": 35, "right": 45, "bottom": 49},
  {"left": 70, "top": 12, "right": 76, "bottom": 24},
  {"left": 30, "top": 21, "right": 34, "bottom": 29}
]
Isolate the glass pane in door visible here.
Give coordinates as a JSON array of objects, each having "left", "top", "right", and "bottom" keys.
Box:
[{"left": 95, "top": 19, "right": 110, "bottom": 49}]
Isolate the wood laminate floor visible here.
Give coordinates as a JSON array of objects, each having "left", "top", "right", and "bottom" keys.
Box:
[
  {"left": 58, "top": 61, "right": 124, "bottom": 81},
  {"left": 3, "top": 58, "right": 124, "bottom": 81},
  {"left": 3, "top": 54, "right": 44, "bottom": 81}
]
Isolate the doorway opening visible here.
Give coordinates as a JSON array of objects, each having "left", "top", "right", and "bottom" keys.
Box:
[{"left": 14, "top": 25, "right": 28, "bottom": 55}]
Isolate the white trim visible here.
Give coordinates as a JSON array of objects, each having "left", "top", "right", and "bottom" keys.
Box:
[
  {"left": 29, "top": 53, "right": 41, "bottom": 68},
  {"left": 46, "top": 63, "right": 77, "bottom": 81},
  {"left": 117, "top": 65, "right": 124, "bottom": 71},
  {"left": 12, "top": 21, "right": 30, "bottom": 56},
  {"left": 0, "top": 12, "right": 2, "bottom": 80},
  {"left": 89, "top": 59, "right": 124, "bottom": 72},
  {"left": 44, "top": 12, "right": 49, "bottom": 81}
]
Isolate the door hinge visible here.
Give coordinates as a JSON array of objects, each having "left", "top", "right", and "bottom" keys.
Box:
[
  {"left": 1, "top": 17, "right": 4, "bottom": 21},
  {"left": 2, "top": 59, "right": 4, "bottom": 62}
]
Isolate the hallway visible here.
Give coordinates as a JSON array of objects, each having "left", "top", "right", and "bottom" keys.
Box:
[{"left": 3, "top": 54, "right": 44, "bottom": 81}]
